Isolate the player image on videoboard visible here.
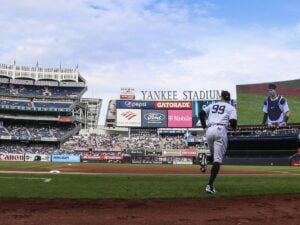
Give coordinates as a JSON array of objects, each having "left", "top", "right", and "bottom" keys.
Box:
[{"left": 236, "top": 79, "right": 300, "bottom": 126}]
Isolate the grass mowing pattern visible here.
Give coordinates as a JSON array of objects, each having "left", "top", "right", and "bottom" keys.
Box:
[
  {"left": 0, "top": 173, "right": 300, "bottom": 199},
  {"left": 0, "top": 161, "right": 57, "bottom": 170}
]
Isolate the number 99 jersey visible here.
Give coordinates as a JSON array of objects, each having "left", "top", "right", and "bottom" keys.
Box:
[{"left": 203, "top": 101, "right": 237, "bottom": 128}]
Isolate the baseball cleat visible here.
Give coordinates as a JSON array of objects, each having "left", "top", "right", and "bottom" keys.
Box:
[
  {"left": 205, "top": 185, "right": 216, "bottom": 194},
  {"left": 199, "top": 153, "right": 207, "bottom": 173},
  {"left": 200, "top": 165, "right": 206, "bottom": 173}
]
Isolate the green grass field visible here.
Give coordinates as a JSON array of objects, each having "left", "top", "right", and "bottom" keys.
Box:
[
  {"left": 237, "top": 92, "right": 300, "bottom": 125},
  {"left": 0, "top": 162, "right": 300, "bottom": 199}
]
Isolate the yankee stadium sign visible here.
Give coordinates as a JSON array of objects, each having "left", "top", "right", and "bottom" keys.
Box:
[{"left": 140, "top": 90, "right": 221, "bottom": 100}]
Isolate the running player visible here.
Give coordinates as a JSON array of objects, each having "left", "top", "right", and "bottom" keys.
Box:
[{"left": 199, "top": 90, "right": 237, "bottom": 194}]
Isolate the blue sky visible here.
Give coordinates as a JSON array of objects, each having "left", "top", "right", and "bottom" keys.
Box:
[
  {"left": 208, "top": 0, "right": 300, "bottom": 27},
  {"left": 1, "top": 0, "right": 300, "bottom": 124}
]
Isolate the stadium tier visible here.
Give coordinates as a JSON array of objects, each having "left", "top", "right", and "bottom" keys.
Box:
[
  {"left": 0, "top": 62, "right": 103, "bottom": 155},
  {"left": 0, "top": 83, "right": 86, "bottom": 99}
]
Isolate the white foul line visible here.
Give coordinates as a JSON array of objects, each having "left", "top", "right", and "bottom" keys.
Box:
[{"left": 0, "top": 177, "right": 52, "bottom": 182}]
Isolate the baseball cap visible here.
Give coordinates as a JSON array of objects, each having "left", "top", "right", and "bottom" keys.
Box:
[
  {"left": 268, "top": 83, "right": 276, "bottom": 90},
  {"left": 221, "top": 90, "right": 231, "bottom": 101}
]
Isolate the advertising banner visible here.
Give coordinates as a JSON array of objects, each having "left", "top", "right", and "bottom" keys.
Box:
[
  {"left": 116, "top": 100, "right": 154, "bottom": 109},
  {"left": 173, "top": 157, "right": 193, "bottom": 165},
  {"left": 158, "top": 156, "right": 174, "bottom": 164},
  {"left": 198, "top": 148, "right": 210, "bottom": 154},
  {"left": 180, "top": 149, "right": 198, "bottom": 157},
  {"left": 131, "top": 156, "right": 155, "bottom": 164},
  {"left": 120, "top": 87, "right": 135, "bottom": 95},
  {"left": 58, "top": 117, "right": 72, "bottom": 123},
  {"left": 51, "top": 155, "right": 80, "bottom": 163},
  {"left": 0, "top": 135, "right": 11, "bottom": 140},
  {"left": 116, "top": 109, "right": 141, "bottom": 127},
  {"left": 154, "top": 101, "right": 192, "bottom": 109},
  {"left": 41, "top": 137, "right": 57, "bottom": 141},
  {"left": 141, "top": 109, "right": 167, "bottom": 128},
  {"left": 74, "top": 147, "right": 89, "bottom": 151},
  {"left": 0, "top": 153, "right": 24, "bottom": 161},
  {"left": 162, "top": 149, "right": 181, "bottom": 156},
  {"left": 93, "top": 147, "right": 123, "bottom": 152},
  {"left": 127, "top": 149, "right": 145, "bottom": 155},
  {"left": 168, "top": 110, "right": 192, "bottom": 128},
  {"left": 81, "top": 155, "right": 124, "bottom": 162},
  {"left": 131, "top": 156, "right": 143, "bottom": 164},
  {"left": 120, "top": 95, "right": 135, "bottom": 100},
  {"left": 25, "top": 154, "right": 51, "bottom": 162}
]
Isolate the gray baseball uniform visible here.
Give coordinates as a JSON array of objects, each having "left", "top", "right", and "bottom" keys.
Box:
[{"left": 203, "top": 101, "right": 237, "bottom": 163}]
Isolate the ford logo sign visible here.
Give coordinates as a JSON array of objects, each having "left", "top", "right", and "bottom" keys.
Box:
[{"left": 144, "top": 113, "right": 165, "bottom": 121}]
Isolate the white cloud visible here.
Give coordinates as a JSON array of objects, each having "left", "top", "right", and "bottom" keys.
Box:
[{"left": 1, "top": 0, "right": 300, "bottom": 124}]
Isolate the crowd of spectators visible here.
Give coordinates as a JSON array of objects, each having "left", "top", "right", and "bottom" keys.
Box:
[
  {"left": 63, "top": 133, "right": 196, "bottom": 153},
  {"left": 0, "top": 83, "right": 84, "bottom": 98},
  {"left": 0, "top": 98, "right": 72, "bottom": 109},
  {"left": 0, "top": 124, "right": 75, "bottom": 139},
  {"left": 2, "top": 125, "right": 298, "bottom": 155},
  {"left": 228, "top": 126, "right": 300, "bottom": 137},
  {"left": 0, "top": 143, "right": 59, "bottom": 154}
]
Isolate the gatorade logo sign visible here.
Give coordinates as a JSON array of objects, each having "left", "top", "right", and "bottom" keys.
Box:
[{"left": 154, "top": 101, "right": 192, "bottom": 109}]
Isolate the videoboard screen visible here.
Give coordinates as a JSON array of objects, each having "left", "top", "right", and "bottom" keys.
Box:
[{"left": 236, "top": 79, "right": 300, "bottom": 125}]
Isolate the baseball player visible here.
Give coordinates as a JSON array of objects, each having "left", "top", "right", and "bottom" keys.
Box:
[
  {"left": 199, "top": 90, "right": 237, "bottom": 194},
  {"left": 263, "top": 83, "right": 290, "bottom": 127}
]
